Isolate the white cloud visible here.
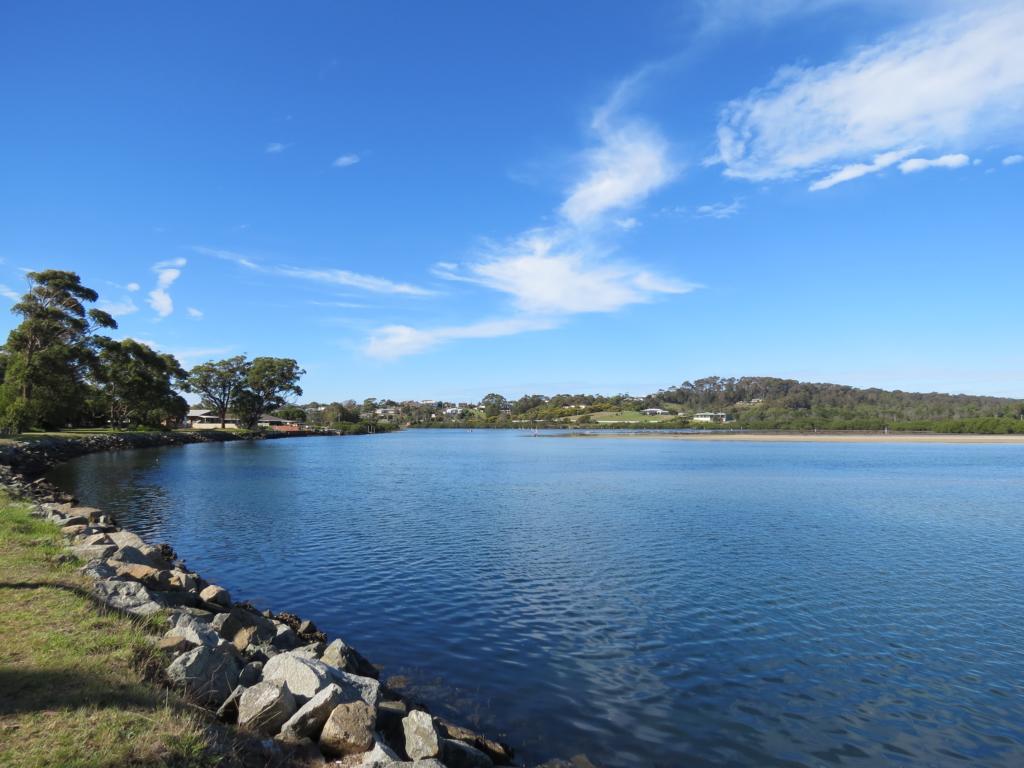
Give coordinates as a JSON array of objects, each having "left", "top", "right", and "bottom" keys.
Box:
[
  {"left": 147, "top": 258, "right": 186, "bottom": 318},
  {"left": 808, "top": 148, "right": 912, "bottom": 190},
  {"left": 193, "top": 245, "right": 433, "bottom": 296},
  {"left": 98, "top": 298, "right": 139, "bottom": 317},
  {"left": 715, "top": 5, "right": 1024, "bottom": 188},
  {"left": 368, "top": 78, "right": 693, "bottom": 358},
  {"left": 898, "top": 152, "right": 970, "bottom": 173},
  {"left": 561, "top": 121, "right": 676, "bottom": 225},
  {"left": 1003, "top": 154, "right": 1024, "bottom": 165},
  {"left": 366, "top": 316, "right": 559, "bottom": 359},
  {"left": 333, "top": 154, "right": 360, "bottom": 168},
  {"left": 125, "top": 282, "right": 140, "bottom": 292},
  {"left": 0, "top": 284, "right": 20, "bottom": 301},
  {"left": 265, "top": 142, "right": 289, "bottom": 154},
  {"left": 434, "top": 229, "right": 696, "bottom": 316},
  {"left": 695, "top": 200, "right": 743, "bottom": 218},
  {"left": 187, "top": 307, "right": 203, "bottom": 319},
  {"left": 277, "top": 267, "right": 435, "bottom": 296},
  {"left": 192, "top": 246, "right": 262, "bottom": 270}
]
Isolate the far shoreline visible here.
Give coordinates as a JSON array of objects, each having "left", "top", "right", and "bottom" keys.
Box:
[{"left": 551, "top": 431, "right": 1024, "bottom": 445}]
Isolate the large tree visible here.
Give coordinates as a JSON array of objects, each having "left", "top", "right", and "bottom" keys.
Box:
[
  {"left": 182, "top": 355, "right": 249, "bottom": 428},
  {"left": 0, "top": 271, "right": 116, "bottom": 432},
  {"left": 234, "top": 357, "right": 305, "bottom": 429},
  {"left": 94, "top": 338, "right": 187, "bottom": 428}
]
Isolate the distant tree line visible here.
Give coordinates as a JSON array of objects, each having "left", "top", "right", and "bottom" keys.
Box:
[{"left": 0, "top": 271, "right": 305, "bottom": 434}]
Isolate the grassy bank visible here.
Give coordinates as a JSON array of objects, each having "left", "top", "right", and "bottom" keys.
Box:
[{"left": 0, "top": 492, "right": 231, "bottom": 768}]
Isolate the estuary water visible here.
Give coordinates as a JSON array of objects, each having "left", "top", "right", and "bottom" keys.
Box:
[{"left": 48, "top": 431, "right": 1024, "bottom": 767}]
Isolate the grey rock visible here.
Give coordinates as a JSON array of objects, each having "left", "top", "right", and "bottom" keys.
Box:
[
  {"left": 70, "top": 544, "right": 117, "bottom": 562},
  {"left": 93, "top": 579, "right": 162, "bottom": 616},
  {"left": 321, "top": 638, "right": 361, "bottom": 673},
  {"left": 216, "top": 683, "right": 247, "bottom": 721},
  {"left": 239, "top": 660, "right": 264, "bottom": 687},
  {"left": 165, "top": 613, "right": 221, "bottom": 648},
  {"left": 330, "top": 668, "right": 382, "bottom": 709},
  {"left": 107, "top": 530, "right": 147, "bottom": 549},
  {"left": 166, "top": 644, "right": 243, "bottom": 706},
  {"left": 278, "top": 682, "right": 345, "bottom": 740},
  {"left": 272, "top": 622, "right": 298, "bottom": 650},
  {"left": 211, "top": 606, "right": 277, "bottom": 644},
  {"left": 442, "top": 739, "right": 494, "bottom": 768},
  {"left": 237, "top": 680, "right": 296, "bottom": 735},
  {"left": 110, "top": 544, "right": 164, "bottom": 569},
  {"left": 319, "top": 701, "right": 376, "bottom": 759},
  {"left": 402, "top": 710, "right": 441, "bottom": 760},
  {"left": 292, "top": 642, "right": 325, "bottom": 660},
  {"left": 80, "top": 559, "right": 120, "bottom": 581},
  {"left": 199, "top": 584, "right": 231, "bottom": 608},
  {"left": 262, "top": 651, "right": 334, "bottom": 703}
]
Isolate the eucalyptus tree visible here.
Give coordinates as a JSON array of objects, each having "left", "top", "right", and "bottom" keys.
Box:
[
  {"left": 94, "top": 338, "right": 187, "bottom": 428},
  {"left": 0, "top": 270, "right": 116, "bottom": 432},
  {"left": 182, "top": 355, "right": 249, "bottom": 428},
  {"left": 234, "top": 357, "right": 305, "bottom": 429}
]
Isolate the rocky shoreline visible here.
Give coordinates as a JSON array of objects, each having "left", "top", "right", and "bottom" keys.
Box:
[{"left": 0, "top": 433, "right": 584, "bottom": 768}]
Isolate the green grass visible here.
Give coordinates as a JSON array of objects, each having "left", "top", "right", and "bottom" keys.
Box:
[
  {"left": 585, "top": 410, "right": 678, "bottom": 423},
  {"left": 0, "top": 492, "right": 302, "bottom": 768}
]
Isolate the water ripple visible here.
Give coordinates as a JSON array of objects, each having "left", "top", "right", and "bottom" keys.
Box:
[{"left": 48, "top": 432, "right": 1024, "bottom": 767}]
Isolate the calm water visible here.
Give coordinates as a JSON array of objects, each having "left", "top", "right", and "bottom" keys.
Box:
[{"left": 48, "top": 431, "right": 1024, "bottom": 767}]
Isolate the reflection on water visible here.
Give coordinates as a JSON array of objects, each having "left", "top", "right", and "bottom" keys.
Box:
[{"left": 48, "top": 432, "right": 1024, "bottom": 767}]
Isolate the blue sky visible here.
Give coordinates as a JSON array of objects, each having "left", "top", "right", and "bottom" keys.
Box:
[{"left": 2, "top": 1, "right": 1023, "bottom": 401}]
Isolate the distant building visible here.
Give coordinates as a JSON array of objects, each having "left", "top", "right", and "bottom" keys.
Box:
[
  {"left": 186, "top": 409, "right": 301, "bottom": 431},
  {"left": 642, "top": 408, "right": 670, "bottom": 416},
  {"left": 693, "top": 412, "right": 728, "bottom": 423}
]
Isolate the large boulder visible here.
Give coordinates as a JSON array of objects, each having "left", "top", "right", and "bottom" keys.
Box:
[
  {"left": 442, "top": 738, "right": 494, "bottom": 768},
  {"left": 262, "top": 652, "right": 334, "bottom": 703},
  {"left": 438, "top": 719, "right": 514, "bottom": 765},
  {"left": 211, "top": 607, "right": 277, "bottom": 644},
  {"left": 166, "top": 644, "right": 243, "bottom": 706},
  {"left": 70, "top": 543, "right": 116, "bottom": 562},
  {"left": 319, "top": 701, "right": 376, "bottom": 759},
  {"left": 110, "top": 544, "right": 166, "bottom": 569},
  {"left": 321, "top": 638, "right": 361, "bottom": 673},
  {"left": 199, "top": 584, "right": 231, "bottom": 608},
  {"left": 272, "top": 622, "right": 298, "bottom": 650},
  {"left": 331, "top": 669, "right": 381, "bottom": 709},
  {"left": 402, "top": 710, "right": 441, "bottom": 760},
  {"left": 107, "top": 530, "right": 147, "bottom": 549},
  {"left": 165, "top": 613, "right": 221, "bottom": 648},
  {"left": 278, "top": 682, "right": 345, "bottom": 740},
  {"left": 237, "top": 680, "right": 296, "bottom": 735},
  {"left": 238, "top": 660, "right": 264, "bottom": 687},
  {"left": 93, "top": 579, "right": 162, "bottom": 616}
]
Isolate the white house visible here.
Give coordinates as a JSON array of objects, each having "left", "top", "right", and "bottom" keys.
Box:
[
  {"left": 693, "top": 412, "right": 728, "bottom": 423},
  {"left": 642, "top": 408, "right": 670, "bottom": 416}
]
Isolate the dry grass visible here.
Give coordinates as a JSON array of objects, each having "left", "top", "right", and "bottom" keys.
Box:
[{"left": 0, "top": 492, "right": 286, "bottom": 768}]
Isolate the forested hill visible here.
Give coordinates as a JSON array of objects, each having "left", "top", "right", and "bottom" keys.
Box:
[{"left": 648, "top": 376, "right": 1024, "bottom": 430}]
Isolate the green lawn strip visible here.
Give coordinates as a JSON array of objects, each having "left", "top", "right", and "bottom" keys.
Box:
[{"left": 0, "top": 493, "right": 224, "bottom": 768}]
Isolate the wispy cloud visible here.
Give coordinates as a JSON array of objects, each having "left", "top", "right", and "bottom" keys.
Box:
[
  {"left": 808, "top": 149, "right": 912, "bottom": 191},
  {"left": 366, "top": 77, "right": 693, "bottom": 358},
  {"left": 98, "top": 298, "right": 139, "bottom": 317},
  {"left": 714, "top": 4, "right": 1024, "bottom": 189},
  {"left": 561, "top": 114, "right": 676, "bottom": 226},
  {"left": 333, "top": 154, "right": 360, "bottom": 168},
  {"left": 898, "top": 153, "right": 970, "bottom": 173},
  {"left": 265, "top": 142, "right": 289, "bottom": 154},
  {"left": 0, "top": 284, "right": 20, "bottom": 301},
  {"left": 125, "top": 282, "right": 140, "bottom": 292},
  {"left": 695, "top": 200, "right": 743, "bottom": 218},
  {"left": 1003, "top": 154, "right": 1024, "bottom": 165},
  {"left": 148, "top": 257, "right": 186, "bottom": 318},
  {"left": 366, "top": 316, "right": 558, "bottom": 359},
  {"left": 192, "top": 245, "right": 435, "bottom": 296},
  {"left": 186, "top": 307, "right": 203, "bottom": 319},
  {"left": 433, "top": 231, "right": 694, "bottom": 315}
]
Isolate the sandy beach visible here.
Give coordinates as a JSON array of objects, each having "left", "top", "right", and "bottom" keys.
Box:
[{"left": 558, "top": 431, "right": 1024, "bottom": 445}]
